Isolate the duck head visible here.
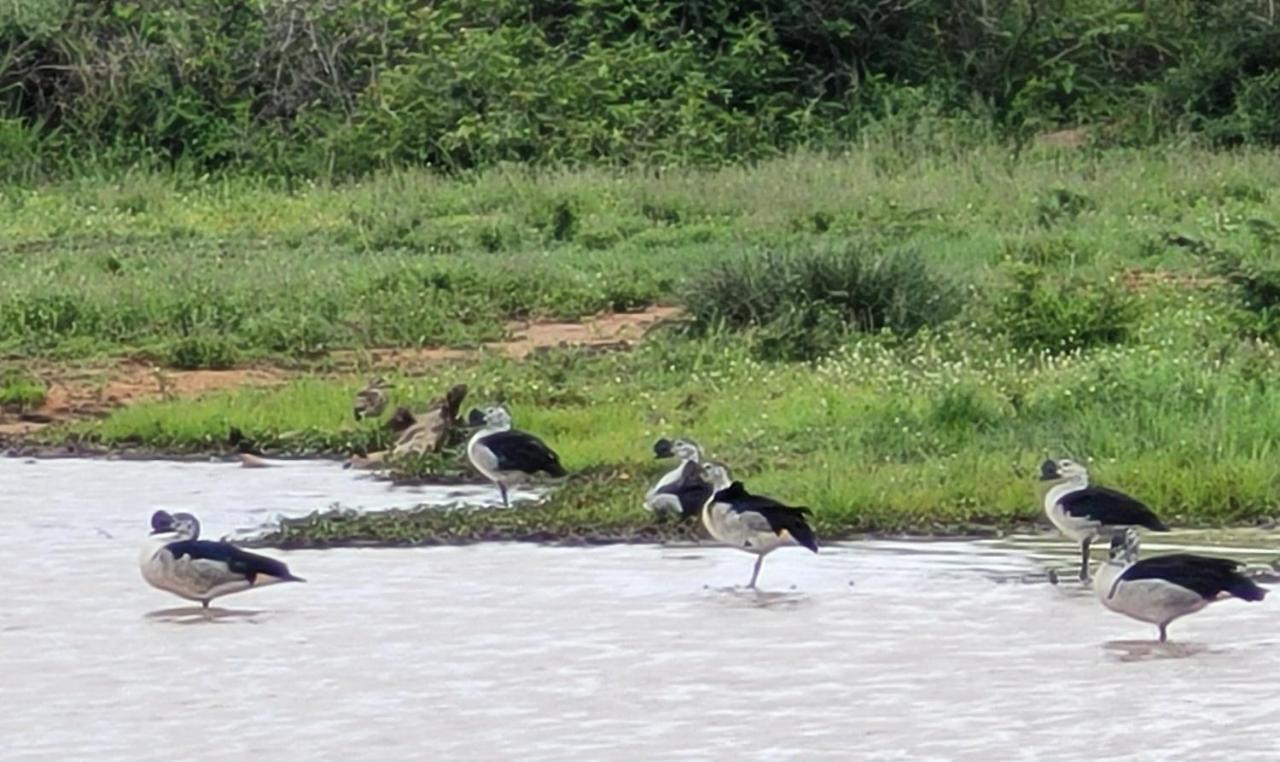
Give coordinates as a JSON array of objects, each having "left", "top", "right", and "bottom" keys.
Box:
[
  {"left": 386, "top": 406, "right": 417, "bottom": 433},
  {"left": 170, "top": 512, "right": 201, "bottom": 540},
  {"left": 1039, "top": 458, "right": 1089, "bottom": 485},
  {"left": 467, "top": 405, "right": 512, "bottom": 430},
  {"left": 699, "top": 461, "right": 733, "bottom": 491},
  {"left": 1108, "top": 527, "right": 1140, "bottom": 564},
  {"left": 653, "top": 438, "right": 701, "bottom": 462},
  {"left": 150, "top": 510, "right": 175, "bottom": 535},
  {"left": 149, "top": 510, "right": 200, "bottom": 540}
]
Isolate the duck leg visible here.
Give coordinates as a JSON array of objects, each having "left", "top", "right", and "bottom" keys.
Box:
[
  {"left": 747, "top": 556, "right": 765, "bottom": 589},
  {"left": 499, "top": 483, "right": 509, "bottom": 508},
  {"left": 1078, "top": 537, "right": 1092, "bottom": 582},
  {"left": 1158, "top": 623, "right": 1168, "bottom": 643}
]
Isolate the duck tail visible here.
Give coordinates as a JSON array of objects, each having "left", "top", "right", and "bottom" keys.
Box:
[
  {"left": 1226, "top": 574, "right": 1266, "bottom": 602},
  {"left": 788, "top": 515, "right": 819, "bottom": 554}
]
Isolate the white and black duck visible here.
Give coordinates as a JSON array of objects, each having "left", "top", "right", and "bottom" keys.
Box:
[
  {"left": 466, "top": 405, "right": 567, "bottom": 507},
  {"left": 1039, "top": 458, "right": 1168, "bottom": 581},
  {"left": 644, "top": 438, "right": 711, "bottom": 520},
  {"left": 139, "top": 510, "right": 304, "bottom": 608},
  {"left": 699, "top": 462, "right": 818, "bottom": 588},
  {"left": 1094, "top": 528, "right": 1266, "bottom": 642}
]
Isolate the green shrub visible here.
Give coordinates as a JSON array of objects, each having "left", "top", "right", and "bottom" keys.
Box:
[
  {"left": 1035, "top": 188, "right": 1098, "bottom": 228},
  {"left": 994, "top": 264, "right": 1138, "bottom": 353},
  {"left": 683, "top": 242, "right": 960, "bottom": 361},
  {"left": 1207, "top": 248, "right": 1280, "bottom": 337},
  {"left": 5, "top": 1, "right": 1280, "bottom": 179},
  {"left": 0, "top": 370, "right": 46, "bottom": 410},
  {"left": 166, "top": 333, "right": 239, "bottom": 370}
]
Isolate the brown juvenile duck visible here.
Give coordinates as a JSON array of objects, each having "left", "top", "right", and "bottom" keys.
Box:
[{"left": 353, "top": 377, "right": 393, "bottom": 420}]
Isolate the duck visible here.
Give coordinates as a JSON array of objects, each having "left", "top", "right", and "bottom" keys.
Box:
[
  {"left": 644, "top": 438, "right": 711, "bottom": 519},
  {"left": 392, "top": 384, "right": 470, "bottom": 457},
  {"left": 353, "top": 377, "right": 393, "bottom": 420},
  {"left": 1039, "top": 458, "right": 1168, "bottom": 581},
  {"left": 1094, "top": 528, "right": 1266, "bottom": 642},
  {"left": 139, "top": 510, "right": 304, "bottom": 608},
  {"left": 466, "top": 405, "right": 566, "bottom": 507},
  {"left": 699, "top": 462, "right": 818, "bottom": 588},
  {"left": 344, "top": 385, "right": 471, "bottom": 470}
]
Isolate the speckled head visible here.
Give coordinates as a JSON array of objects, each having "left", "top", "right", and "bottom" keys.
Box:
[
  {"left": 468, "top": 405, "right": 512, "bottom": 430},
  {"left": 170, "top": 512, "right": 201, "bottom": 540},
  {"left": 1039, "top": 458, "right": 1088, "bottom": 483},
  {"left": 700, "top": 461, "right": 733, "bottom": 491},
  {"left": 1109, "top": 527, "right": 1140, "bottom": 562},
  {"left": 655, "top": 438, "right": 701, "bottom": 461}
]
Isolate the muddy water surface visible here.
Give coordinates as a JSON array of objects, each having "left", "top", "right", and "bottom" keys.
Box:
[{"left": 2, "top": 459, "right": 1278, "bottom": 761}]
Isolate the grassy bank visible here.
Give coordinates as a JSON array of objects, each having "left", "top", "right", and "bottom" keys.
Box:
[
  {"left": 10, "top": 143, "right": 1280, "bottom": 541},
  {"left": 4, "top": 144, "right": 1280, "bottom": 365},
  {"left": 62, "top": 298, "right": 1280, "bottom": 541}
]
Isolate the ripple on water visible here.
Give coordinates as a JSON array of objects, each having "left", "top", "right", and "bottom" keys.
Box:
[{"left": 2, "top": 458, "right": 1280, "bottom": 760}]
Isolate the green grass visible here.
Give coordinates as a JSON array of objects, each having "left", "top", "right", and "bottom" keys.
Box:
[
  {"left": 4, "top": 143, "right": 1280, "bottom": 364},
  {"left": 65, "top": 288, "right": 1280, "bottom": 540},
  {"left": 0, "top": 369, "right": 46, "bottom": 411},
  {"left": 14, "top": 141, "right": 1280, "bottom": 540}
]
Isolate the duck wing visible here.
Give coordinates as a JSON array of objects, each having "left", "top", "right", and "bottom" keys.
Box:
[
  {"left": 1059, "top": 486, "right": 1167, "bottom": 530},
  {"left": 478, "top": 430, "right": 567, "bottom": 476},
  {"left": 1122, "top": 554, "right": 1265, "bottom": 601},
  {"left": 166, "top": 540, "right": 304, "bottom": 583},
  {"left": 713, "top": 481, "right": 818, "bottom": 552}
]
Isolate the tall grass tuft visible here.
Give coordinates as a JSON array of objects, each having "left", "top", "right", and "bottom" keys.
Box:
[
  {"left": 993, "top": 264, "right": 1138, "bottom": 354},
  {"left": 682, "top": 242, "right": 960, "bottom": 361}
]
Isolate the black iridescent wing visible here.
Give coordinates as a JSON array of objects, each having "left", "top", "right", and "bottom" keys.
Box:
[
  {"left": 1059, "top": 486, "right": 1167, "bottom": 530},
  {"left": 480, "top": 430, "right": 567, "bottom": 476},
  {"left": 714, "top": 481, "right": 818, "bottom": 552},
  {"left": 1121, "top": 554, "right": 1265, "bottom": 601},
  {"left": 165, "top": 540, "right": 299, "bottom": 582}
]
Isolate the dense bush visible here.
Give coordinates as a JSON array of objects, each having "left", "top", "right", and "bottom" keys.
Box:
[
  {"left": 165, "top": 333, "right": 240, "bottom": 370},
  {"left": 682, "top": 243, "right": 960, "bottom": 361},
  {"left": 994, "top": 264, "right": 1138, "bottom": 353},
  {"left": 3, "top": 1, "right": 1280, "bottom": 178},
  {"left": 0, "top": 369, "right": 46, "bottom": 410},
  {"left": 1206, "top": 248, "right": 1280, "bottom": 338}
]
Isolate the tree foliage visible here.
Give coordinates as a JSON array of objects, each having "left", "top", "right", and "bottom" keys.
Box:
[{"left": 2, "top": 0, "right": 1279, "bottom": 178}]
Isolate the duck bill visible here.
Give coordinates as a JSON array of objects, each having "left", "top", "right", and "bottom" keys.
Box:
[
  {"left": 466, "top": 408, "right": 486, "bottom": 427},
  {"left": 149, "top": 510, "right": 175, "bottom": 534}
]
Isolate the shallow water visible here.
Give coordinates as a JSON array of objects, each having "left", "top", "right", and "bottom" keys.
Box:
[{"left": 2, "top": 459, "right": 1279, "bottom": 761}]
